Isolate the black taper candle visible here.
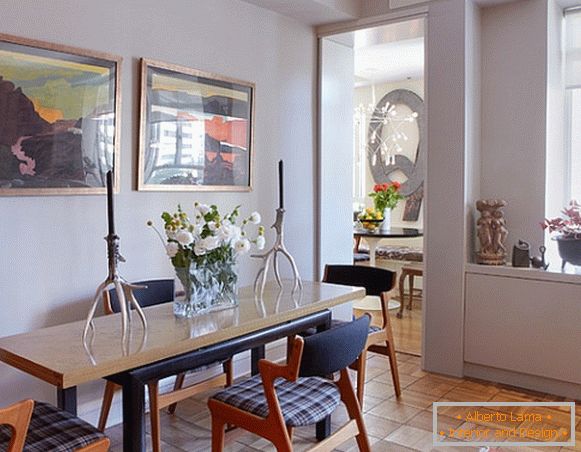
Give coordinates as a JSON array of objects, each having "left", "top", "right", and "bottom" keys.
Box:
[
  {"left": 278, "top": 160, "right": 284, "bottom": 209},
  {"left": 106, "top": 170, "right": 115, "bottom": 236}
]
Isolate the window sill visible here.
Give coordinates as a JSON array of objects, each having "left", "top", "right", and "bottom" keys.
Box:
[{"left": 465, "top": 262, "right": 581, "bottom": 285}]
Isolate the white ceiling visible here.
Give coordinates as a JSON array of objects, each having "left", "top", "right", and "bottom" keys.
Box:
[
  {"left": 353, "top": 19, "right": 425, "bottom": 86},
  {"left": 239, "top": 0, "right": 359, "bottom": 25},
  {"left": 355, "top": 37, "right": 424, "bottom": 86},
  {"left": 240, "top": 0, "right": 530, "bottom": 27}
]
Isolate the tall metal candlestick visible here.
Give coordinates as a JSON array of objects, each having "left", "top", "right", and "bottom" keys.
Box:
[
  {"left": 278, "top": 159, "right": 284, "bottom": 209},
  {"left": 83, "top": 170, "right": 147, "bottom": 350},
  {"left": 252, "top": 161, "right": 301, "bottom": 295},
  {"left": 252, "top": 208, "right": 302, "bottom": 295},
  {"left": 106, "top": 170, "right": 115, "bottom": 236}
]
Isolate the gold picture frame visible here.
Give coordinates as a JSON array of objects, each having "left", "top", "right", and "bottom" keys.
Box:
[
  {"left": 138, "top": 58, "right": 254, "bottom": 192},
  {"left": 0, "top": 33, "right": 121, "bottom": 196}
]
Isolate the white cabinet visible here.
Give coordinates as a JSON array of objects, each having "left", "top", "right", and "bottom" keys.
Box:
[{"left": 464, "top": 270, "right": 581, "bottom": 385}]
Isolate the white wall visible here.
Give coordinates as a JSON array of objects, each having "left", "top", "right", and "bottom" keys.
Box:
[
  {"left": 480, "top": 0, "right": 548, "bottom": 259},
  {"left": 0, "top": 0, "right": 316, "bottom": 422},
  {"left": 319, "top": 37, "right": 355, "bottom": 277},
  {"left": 465, "top": 0, "right": 482, "bottom": 262},
  {"left": 423, "top": 0, "right": 466, "bottom": 377}
]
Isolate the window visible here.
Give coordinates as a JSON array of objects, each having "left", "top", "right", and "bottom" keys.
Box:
[
  {"left": 565, "top": 9, "right": 581, "bottom": 201},
  {"left": 567, "top": 89, "right": 581, "bottom": 200}
]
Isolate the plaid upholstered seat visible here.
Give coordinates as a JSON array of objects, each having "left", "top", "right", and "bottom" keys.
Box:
[
  {"left": 0, "top": 401, "right": 107, "bottom": 452},
  {"left": 211, "top": 375, "right": 340, "bottom": 427}
]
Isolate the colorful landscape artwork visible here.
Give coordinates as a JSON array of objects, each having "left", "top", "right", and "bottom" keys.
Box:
[
  {"left": 139, "top": 59, "right": 254, "bottom": 191},
  {"left": 0, "top": 34, "right": 120, "bottom": 195}
]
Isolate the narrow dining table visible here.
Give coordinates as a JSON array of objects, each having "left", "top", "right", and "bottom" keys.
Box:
[{"left": 0, "top": 280, "right": 364, "bottom": 452}]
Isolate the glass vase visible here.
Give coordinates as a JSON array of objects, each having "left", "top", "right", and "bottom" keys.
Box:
[{"left": 173, "top": 260, "right": 239, "bottom": 318}]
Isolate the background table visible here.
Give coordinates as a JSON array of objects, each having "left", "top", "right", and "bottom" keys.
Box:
[
  {"left": 353, "top": 227, "right": 423, "bottom": 267},
  {"left": 0, "top": 281, "right": 364, "bottom": 452}
]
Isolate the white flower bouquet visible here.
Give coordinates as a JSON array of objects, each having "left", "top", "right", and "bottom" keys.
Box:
[{"left": 149, "top": 203, "right": 265, "bottom": 317}]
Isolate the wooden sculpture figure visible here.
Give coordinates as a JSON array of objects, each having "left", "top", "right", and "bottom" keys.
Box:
[{"left": 476, "top": 199, "right": 508, "bottom": 265}]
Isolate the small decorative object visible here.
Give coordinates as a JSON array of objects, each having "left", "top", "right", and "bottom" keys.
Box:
[
  {"left": 149, "top": 203, "right": 264, "bottom": 318},
  {"left": 369, "top": 182, "right": 403, "bottom": 232},
  {"left": 138, "top": 58, "right": 254, "bottom": 192},
  {"left": 252, "top": 160, "right": 302, "bottom": 294},
  {"left": 476, "top": 199, "right": 508, "bottom": 265},
  {"left": 512, "top": 240, "right": 531, "bottom": 268},
  {"left": 0, "top": 33, "right": 121, "bottom": 196},
  {"left": 531, "top": 245, "right": 549, "bottom": 270},
  {"left": 542, "top": 200, "right": 581, "bottom": 270},
  {"left": 357, "top": 207, "right": 384, "bottom": 232},
  {"left": 83, "top": 171, "right": 147, "bottom": 346}
]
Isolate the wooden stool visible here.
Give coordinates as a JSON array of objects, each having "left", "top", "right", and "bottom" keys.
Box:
[{"left": 397, "top": 263, "right": 423, "bottom": 318}]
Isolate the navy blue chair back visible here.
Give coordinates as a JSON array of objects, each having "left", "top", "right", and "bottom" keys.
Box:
[
  {"left": 324, "top": 265, "right": 396, "bottom": 296},
  {"left": 107, "top": 279, "right": 174, "bottom": 314},
  {"left": 299, "top": 315, "right": 370, "bottom": 377}
]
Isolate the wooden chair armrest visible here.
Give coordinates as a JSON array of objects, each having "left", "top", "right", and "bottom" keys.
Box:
[
  {"left": 0, "top": 399, "right": 34, "bottom": 452},
  {"left": 258, "top": 336, "right": 304, "bottom": 385}
]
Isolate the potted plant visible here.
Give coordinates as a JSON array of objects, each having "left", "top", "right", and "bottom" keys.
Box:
[
  {"left": 368, "top": 182, "right": 404, "bottom": 231},
  {"left": 542, "top": 200, "right": 581, "bottom": 270}
]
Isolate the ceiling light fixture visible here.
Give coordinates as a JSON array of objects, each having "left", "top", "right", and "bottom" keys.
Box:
[{"left": 354, "top": 90, "right": 417, "bottom": 167}]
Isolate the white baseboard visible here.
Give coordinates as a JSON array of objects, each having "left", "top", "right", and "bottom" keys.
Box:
[{"left": 464, "top": 362, "right": 581, "bottom": 400}]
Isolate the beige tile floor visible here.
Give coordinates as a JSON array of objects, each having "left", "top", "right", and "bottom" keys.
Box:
[{"left": 105, "top": 353, "right": 580, "bottom": 451}]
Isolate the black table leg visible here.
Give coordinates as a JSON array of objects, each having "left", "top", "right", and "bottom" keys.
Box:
[
  {"left": 122, "top": 375, "right": 146, "bottom": 452},
  {"left": 316, "top": 313, "right": 333, "bottom": 441},
  {"left": 251, "top": 345, "right": 265, "bottom": 375},
  {"left": 56, "top": 387, "right": 77, "bottom": 415}
]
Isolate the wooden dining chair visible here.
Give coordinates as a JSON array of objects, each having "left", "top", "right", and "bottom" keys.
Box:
[
  {"left": 324, "top": 265, "right": 401, "bottom": 401},
  {"left": 208, "top": 316, "right": 372, "bottom": 452},
  {"left": 0, "top": 399, "right": 110, "bottom": 451},
  {"left": 289, "top": 265, "right": 401, "bottom": 404},
  {"left": 97, "top": 279, "right": 233, "bottom": 452}
]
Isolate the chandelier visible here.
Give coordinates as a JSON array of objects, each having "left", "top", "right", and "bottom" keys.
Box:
[{"left": 354, "top": 97, "right": 418, "bottom": 166}]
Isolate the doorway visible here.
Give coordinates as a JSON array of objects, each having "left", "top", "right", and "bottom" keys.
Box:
[{"left": 319, "top": 18, "right": 426, "bottom": 356}]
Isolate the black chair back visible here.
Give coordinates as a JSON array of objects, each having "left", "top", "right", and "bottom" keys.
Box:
[
  {"left": 299, "top": 315, "right": 370, "bottom": 377},
  {"left": 108, "top": 279, "right": 174, "bottom": 313},
  {"left": 324, "top": 264, "right": 396, "bottom": 296}
]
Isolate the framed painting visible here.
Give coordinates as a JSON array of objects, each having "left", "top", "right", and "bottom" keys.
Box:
[
  {"left": 138, "top": 58, "right": 254, "bottom": 191},
  {"left": 0, "top": 34, "right": 121, "bottom": 195}
]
